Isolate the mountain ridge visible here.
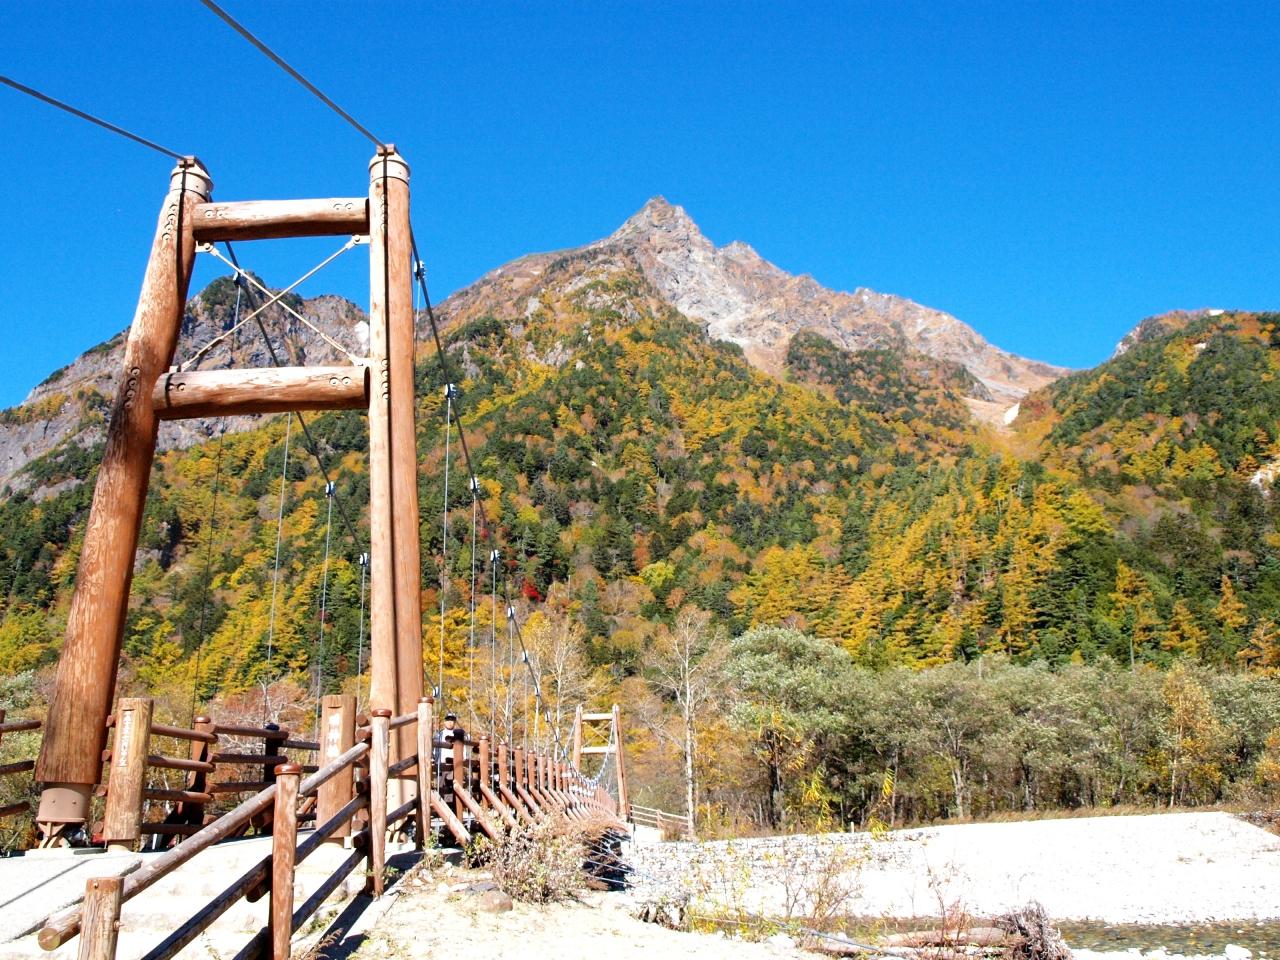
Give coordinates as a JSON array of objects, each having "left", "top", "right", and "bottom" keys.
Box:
[{"left": 587, "top": 197, "right": 1068, "bottom": 407}]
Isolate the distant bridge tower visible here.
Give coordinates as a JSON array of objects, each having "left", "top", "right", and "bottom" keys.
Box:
[{"left": 571, "top": 703, "right": 629, "bottom": 817}]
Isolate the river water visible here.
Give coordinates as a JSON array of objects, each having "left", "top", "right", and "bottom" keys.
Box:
[{"left": 1060, "top": 920, "right": 1280, "bottom": 957}]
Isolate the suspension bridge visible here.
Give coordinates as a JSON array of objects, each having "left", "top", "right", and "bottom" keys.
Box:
[{"left": 0, "top": 4, "right": 673, "bottom": 958}]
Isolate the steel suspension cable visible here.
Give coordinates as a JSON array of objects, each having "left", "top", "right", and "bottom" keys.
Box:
[
  {"left": 438, "top": 385, "right": 455, "bottom": 702},
  {"left": 187, "top": 237, "right": 358, "bottom": 370},
  {"left": 189, "top": 279, "right": 242, "bottom": 722},
  {"left": 219, "top": 242, "right": 364, "bottom": 552},
  {"left": 490, "top": 550, "right": 499, "bottom": 736},
  {"left": 195, "top": 0, "right": 384, "bottom": 148},
  {"left": 0, "top": 74, "right": 186, "bottom": 160},
  {"left": 314, "top": 480, "right": 336, "bottom": 725},
  {"left": 468, "top": 479, "right": 479, "bottom": 731},
  {"left": 410, "top": 230, "right": 567, "bottom": 755},
  {"left": 265, "top": 413, "right": 293, "bottom": 689},
  {"left": 355, "top": 551, "right": 369, "bottom": 711}
]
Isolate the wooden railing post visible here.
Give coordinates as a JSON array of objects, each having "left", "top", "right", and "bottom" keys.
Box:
[
  {"left": 613, "top": 704, "right": 629, "bottom": 818},
  {"left": 478, "top": 735, "right": 491, "bottom": 794},
  {"left": 451, "top": 738, "right": 466, "bottom": 822},
  {"left": 77, "top": 875, "right": 123, "bottom": 960},
  {"left": 102, "top": 697, "right": 153, "bottom": 852},
  {"left": 497, "top": 741, "right": 509, "bottom": 791},
  {"left": 369, "top": 710, "right": 391, "bottom": 896},
  {"left": 179, "top": 715, "right": 215, "bottom": 828},
  {"left": 414, "top": 698, "right": 432, "bottom": 849},
  {"left": 270, "top": 763, "right": 302, "bottom": 960},
  {"left": 317, "top": 695, "right": 355, "bottom": 844},
  {"left": 571, "top": 704, "right": 583, "bottom": 770}
]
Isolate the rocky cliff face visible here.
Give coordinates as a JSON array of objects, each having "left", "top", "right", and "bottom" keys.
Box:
[
  {"left": 0, "top": 280, "right": 367, "bottom": 495},
  {"left": 590, "top": 198, "right": 1067, "bottom": 407}
]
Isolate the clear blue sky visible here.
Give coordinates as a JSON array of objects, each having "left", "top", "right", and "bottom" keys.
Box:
[{"left": 0, "top": 1, "right": 1276, "bottom": 407}]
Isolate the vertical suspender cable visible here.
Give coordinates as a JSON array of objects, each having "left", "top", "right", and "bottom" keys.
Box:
[
  {"left": 439, "top": 385, "right": 455, "bottom": 702},
  {"left": 468, "top": 477, "right": 479, "bottom": 730},
  {"left": 355, "top": 550, "right": 369, "bottom": 711},
  {"left": 264, "top": 413, "right": 293, "bottom": 719},
  {"left": 189, "top": 277, "right": 241, "bottom": 723},
  {"left": 508, "top": 604, "right": 518, "bottom": 748},
  {"left": 315, "top": 480, "right": 335, "bottom": 726},
  {"left": 489, "top": 550, "right": 499, "bottom": 735}
]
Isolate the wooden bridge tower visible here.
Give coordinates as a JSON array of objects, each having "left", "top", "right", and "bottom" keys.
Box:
[{"left": 34, "top": 149, "right": 424, "bottom": 839}]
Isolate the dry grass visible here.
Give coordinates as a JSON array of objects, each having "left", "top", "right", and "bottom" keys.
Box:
[{"left": 472, "top": 813, "right": 615, "bottom": 904}]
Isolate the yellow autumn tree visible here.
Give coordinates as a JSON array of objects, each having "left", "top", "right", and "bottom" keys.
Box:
[
  {"left": 1111, "top": 560, "right": 1160, "bottom": 666},
  {"left": 1162, "top": 600, "right": 1206, "bottom": 659},
  {"left": 1216, "top": 575, "right": 1247, "bottom": 650}
]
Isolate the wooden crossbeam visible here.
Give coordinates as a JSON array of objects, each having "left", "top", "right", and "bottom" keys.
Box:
[
  {"left": 192, "top": 198, "right": 368, "bottom": 242},
  {"left": 153, "top": 365, "right": 368, "bottom": 420}
]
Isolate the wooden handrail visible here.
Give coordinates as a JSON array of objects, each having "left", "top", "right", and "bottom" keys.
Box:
[
  {"left": 138, "top": 854, "right": 271, "bottom": 960},
  {"left": 41, "top": 728, "right": 374, "bottom": 952},
  {"left": 0, "top": 759, "right": 35, "bottom": 776},
  {"left": 0, "top": 718, "right": 41, "bottom": 735},
  {"left": 212, "top": 723, "right": 289, "bottom": 739},
  {"left": 149, "top": 722, "right": 217, "bottom": 744},
  {"left": 280, "top": 739, "right": 320, "bottom": 751},
  {"left": 144, "top": 788, "right": 213, "bottom": 804},
  {"left": 387, "top": 755, "right": 418, "bottom": 777},
  {"left": 299, "top": 741, "right": 369, "bottom": 798},
  {"left": 40, "top": 783, "right": 279, "bottom": 949},
  {"left": 148, "top": 754, "right": 216, "bottom": 774},
  {"left": 207, "top": 781, "right": 273, "bottom": 794},
  {"left": 211, "top": 752, "right": 290, "bottom": 765},
  {"left": 388, "top": 712, "right": 416, "bottom": 731},
  {"left": 387, "top": 797, "right": 416, "bottom": 826}
]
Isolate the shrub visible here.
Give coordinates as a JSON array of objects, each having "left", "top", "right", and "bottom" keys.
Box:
[{"left": 479, "top": 818, "right": 587, "bottom": 904}]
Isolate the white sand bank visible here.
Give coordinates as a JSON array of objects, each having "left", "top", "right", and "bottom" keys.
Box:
[{"left": 632, "top": 812, "right": 1280, "bottom": 924}]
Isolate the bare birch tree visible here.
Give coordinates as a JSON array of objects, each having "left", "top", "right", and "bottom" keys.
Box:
[{"left": 642, "top": 606, "right": 729, "bottom": 834}]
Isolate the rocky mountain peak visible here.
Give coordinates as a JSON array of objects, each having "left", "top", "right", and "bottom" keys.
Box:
[
  {"left": 593, "top": 200, "right": 1067, "bottom": 414},
  {"left": 606, "top": 196, "right": 708, "bottom": 250}
]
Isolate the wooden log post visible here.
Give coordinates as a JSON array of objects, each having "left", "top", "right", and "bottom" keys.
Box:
[
  {"left": 613, "top": 704, "right": 629, "bottom": 818},
  {"left": 260, "top": 725, "right": 285, "bottom": 834},
  {"left": 451, "top": 738, "right": 466, "bottom": 823},
  {"left": 77, "top": 875, "right": 123, "bottom": 960},
  {"left": 369, "top": 147, "right": 422, "bottom": 809},
  {"left": 384, "top": 151, "right": 423, "bottom": 779},
  {"left": 572, "top": 705, "right": 583, "bottom": 771},
  {"left": 317, "top": 695, "right": 355, "bottom": 844},
  {"left": 414, "top": 698, "right": 432, "bottom": 848},
  {"left": 270, "top": 764, "right": 302, "bottom": 960},
  {"left": 36, "top": 159, "right": 212, "bottom": 834},
  {"left": 369, "top": 710, "right": 391, "bottom": 896},
  {"left": 102, "top": 698, "right": 153, "bottom": 852},
  {"left": 366, "top": 151, "right": 399, "bottom": 790},
  {"left": 496, "top": 742, "right": 530, "bottom": 823},
  {"left": 178, "top": 715, "right": 214, "bottom": 828},
  {"left": 477, "top": 735, "right": 491, "bottom": 795}
]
